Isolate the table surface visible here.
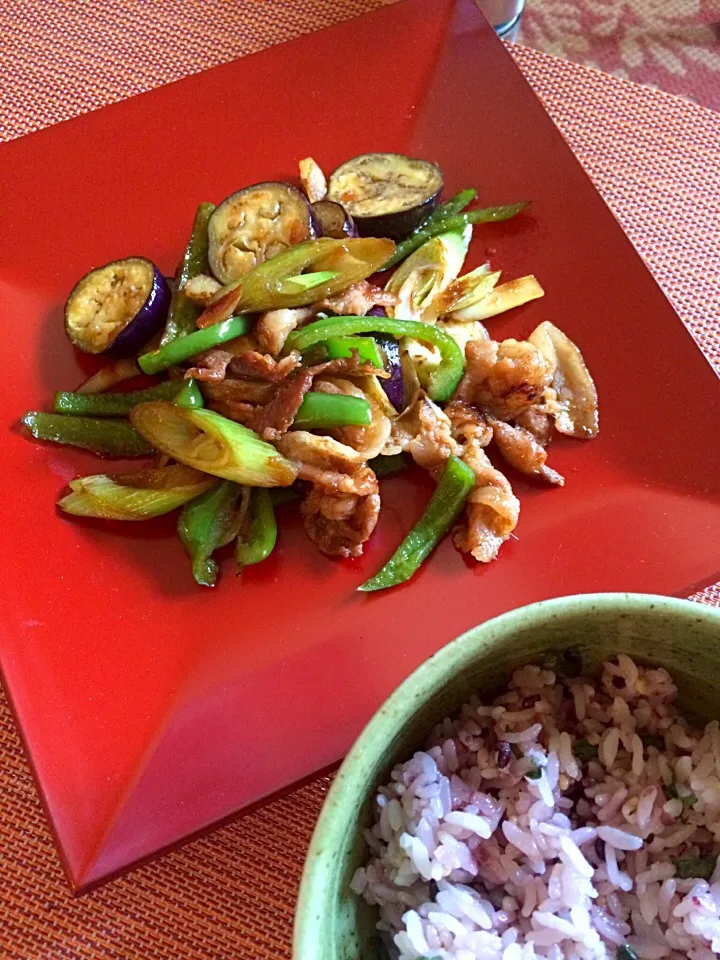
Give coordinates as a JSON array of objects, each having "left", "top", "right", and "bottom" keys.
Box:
[{"left": 1, "top": 2, "right": 719, "bottom": 957}]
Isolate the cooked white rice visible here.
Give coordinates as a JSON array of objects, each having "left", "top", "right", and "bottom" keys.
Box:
[{"left": 351, "top": 656, "right": 720, "bottom": 959}]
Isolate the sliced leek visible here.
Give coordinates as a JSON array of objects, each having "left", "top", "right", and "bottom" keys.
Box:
[
  {"left": 130, "top": 402, "right": 297, "bottom": 487},
  {"left": 450, "top": 275, "right": 544, "bottom": 321},
  {"left": 58, "top": 464, "right": 214, "bottom": 520}
]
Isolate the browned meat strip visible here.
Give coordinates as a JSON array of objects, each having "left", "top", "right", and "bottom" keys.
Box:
[
  {"left": 453, "top": 437, "right": 520, "bottom": 563},
  {"left": 281, "top": 422, "right": 381, "bottom": 557},
  {"left": 528, "top": 321, "right": 599, "bottom": 439},
  {"left": 204, "top": 352, "right": 385, "bottom": 436},
  {"left": 314, "top": 377, "right": 392, "bottom": 460},
  {"left": 444, "top": 399, "right": 493, "bottom": 447},
  {"left": 306, "top": 355, "right": 390, "bottom": 379},
  {"left": 318, "top": 280, "right": 398, "bottom": 316},
  {"left": 248, "top": 356, "right": 387, "bottom": 440},
  {"left": 275, "top": 432, "right": 375, "bottom": 496},
  {"left": 227, "top": 351, "right": 302, "bottom": 381},
  {"left": 515, "top": 405, "right": 554, "bottom": 446},
  {"left": 200, "top": 390, "right": 256, "bottom": 425},
  {"left": 203, "top": 378, "right": 275, "bottom": 409},
  {"left": 390, "top": 394, "right": 460, "bottom": 474},
  {"left": 195, "top": 288, "right": 243, "bottom": 329},
  {"left": 488, "top": 417, "right": 565, "bottom": 486},
  {"left": 187, "top": 349, "right": 301, "bottom": 385},
  {"left": 301, "top": 486, "right": 380, "bottom": 558},
  {"left": 248, "top": 369, "right": 315, "bottom": 442},
  {"left": 185, "top": 349, "right": 234, "bottom": 383},
  {"left": 454, "top": 338, "right": 553, "bottom": 421},
  {"left": 442, "top": 397, "right": 520, "bottom": 562},
  {"left": 452, "top": 340, "right": 498, "bottom": 404}
]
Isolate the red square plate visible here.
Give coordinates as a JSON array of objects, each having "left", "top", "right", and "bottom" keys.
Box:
[{"left": 2, "top": 0, "right": 719, "bottom": 891}]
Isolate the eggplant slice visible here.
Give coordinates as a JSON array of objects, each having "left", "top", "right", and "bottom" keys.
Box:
[
  {"left": 207, "top": 182, "right": 316, "bottom": 284},
  {"left": 65, "top": 257, "right": 170, "bottom": 356},
  {"left": 326, "top": 153, "right": 443, "bottom": 241},
  {"left": 311, "top": 200, "right": 358, "bottom": 239}
]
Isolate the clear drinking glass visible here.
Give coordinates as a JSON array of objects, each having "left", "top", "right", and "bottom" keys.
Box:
[{"left": 475, "top": 0, "right": 525, "bottom": 40}]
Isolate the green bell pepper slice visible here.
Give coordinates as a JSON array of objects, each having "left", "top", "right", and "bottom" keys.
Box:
[
  {"left": 293, "top": 392, "right": 371, "bottom": 429},
  {"left": 139, "top": 315, "right": 250, "bottom": 375},
  {"left": 323, "top": 335, "right": 383, "bottom": 368},
  {"left": 286, "top": 315, "right": 464, "bottom": 403}
]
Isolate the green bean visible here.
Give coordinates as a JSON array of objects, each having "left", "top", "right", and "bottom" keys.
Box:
[
  {"left": 428, "top": 187, "right": 477, "bottom": 222},
  {"left": 22, "top": 412, "right": 153, "bottom": 458},
  {"left": 358, "top": 455, "right": 475, "bottom": 592},
  {"left": 53, "top": 380, "right": 181, "bottom": 416},
  {"left": 371, "top": 453, "right": 409, "bottom": 479},
  {"left": 174, "top": 378, "right": 205, "bottom": 409},
  {"left": 236, "top": 489, "right": 277, "bottom": 569},
  {"left": 160, "top": 201, "right": 215, "bottom": 345},
  {"left": 381, "top": 201, "right": 529, "bottom": 270},
  {"left": 178, "top": 480, "right": 242, "bottom": 587},
  {"left": 139, "top": 315, "right": 250, "bottom": 375}
]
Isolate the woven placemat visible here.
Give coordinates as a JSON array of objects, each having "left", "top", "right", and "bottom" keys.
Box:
[
  {"left": 1, "top": 4, "right": 720, "bottom": 957},
  {"left": 0, "top": 0, "right": 400, "bottom": 142}
]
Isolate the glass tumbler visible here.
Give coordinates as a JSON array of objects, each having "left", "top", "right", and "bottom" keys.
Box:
[{"left": 475, "top": 0, "right": 525, "bottom": 40}]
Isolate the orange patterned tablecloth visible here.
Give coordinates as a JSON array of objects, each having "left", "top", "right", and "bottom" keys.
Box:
[
  {"left": 519, "top": 0, "right": 720, "bottom": 113},
  {"left": 1, "top": 3, "right": 719, "bottom": 958}
]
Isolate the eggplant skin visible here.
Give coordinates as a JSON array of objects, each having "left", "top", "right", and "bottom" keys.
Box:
[
  {"left": 375, "top": 333, "right": 404, "bottom": 410},
  {"left": 64, "top": 257, "right": 170, "bottom": 357},
  {"left": 208, "top": 182, "right": 316, "bottom": 284},
  {"left": 310, "top": 200, "right": 358, "bottom": 239},
  {"left": 327, "top": 153, "right": 443, "bottom": 242}
]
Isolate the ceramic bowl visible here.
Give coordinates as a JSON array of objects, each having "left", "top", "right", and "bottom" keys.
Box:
[{"left": 293, "top": 592, "right": 720, "bottom": 959}]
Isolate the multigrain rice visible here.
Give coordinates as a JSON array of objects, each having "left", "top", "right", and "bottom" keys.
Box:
[{"left": 351, "top": 657, "right": 720, "bottom": 959}]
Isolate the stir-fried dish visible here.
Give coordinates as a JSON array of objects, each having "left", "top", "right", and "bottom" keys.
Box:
[{"left": 21, "top": 152, "right": 599, "bottom": 590}]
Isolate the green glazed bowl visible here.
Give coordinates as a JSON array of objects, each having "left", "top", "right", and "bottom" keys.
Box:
[{"left": 293, "top": 592, "right": 720, "bottom": 960}]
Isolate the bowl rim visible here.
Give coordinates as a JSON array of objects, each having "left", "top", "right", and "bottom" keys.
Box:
[{"left": 293, "top": 591, "right": 720, "bottom": 958}]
